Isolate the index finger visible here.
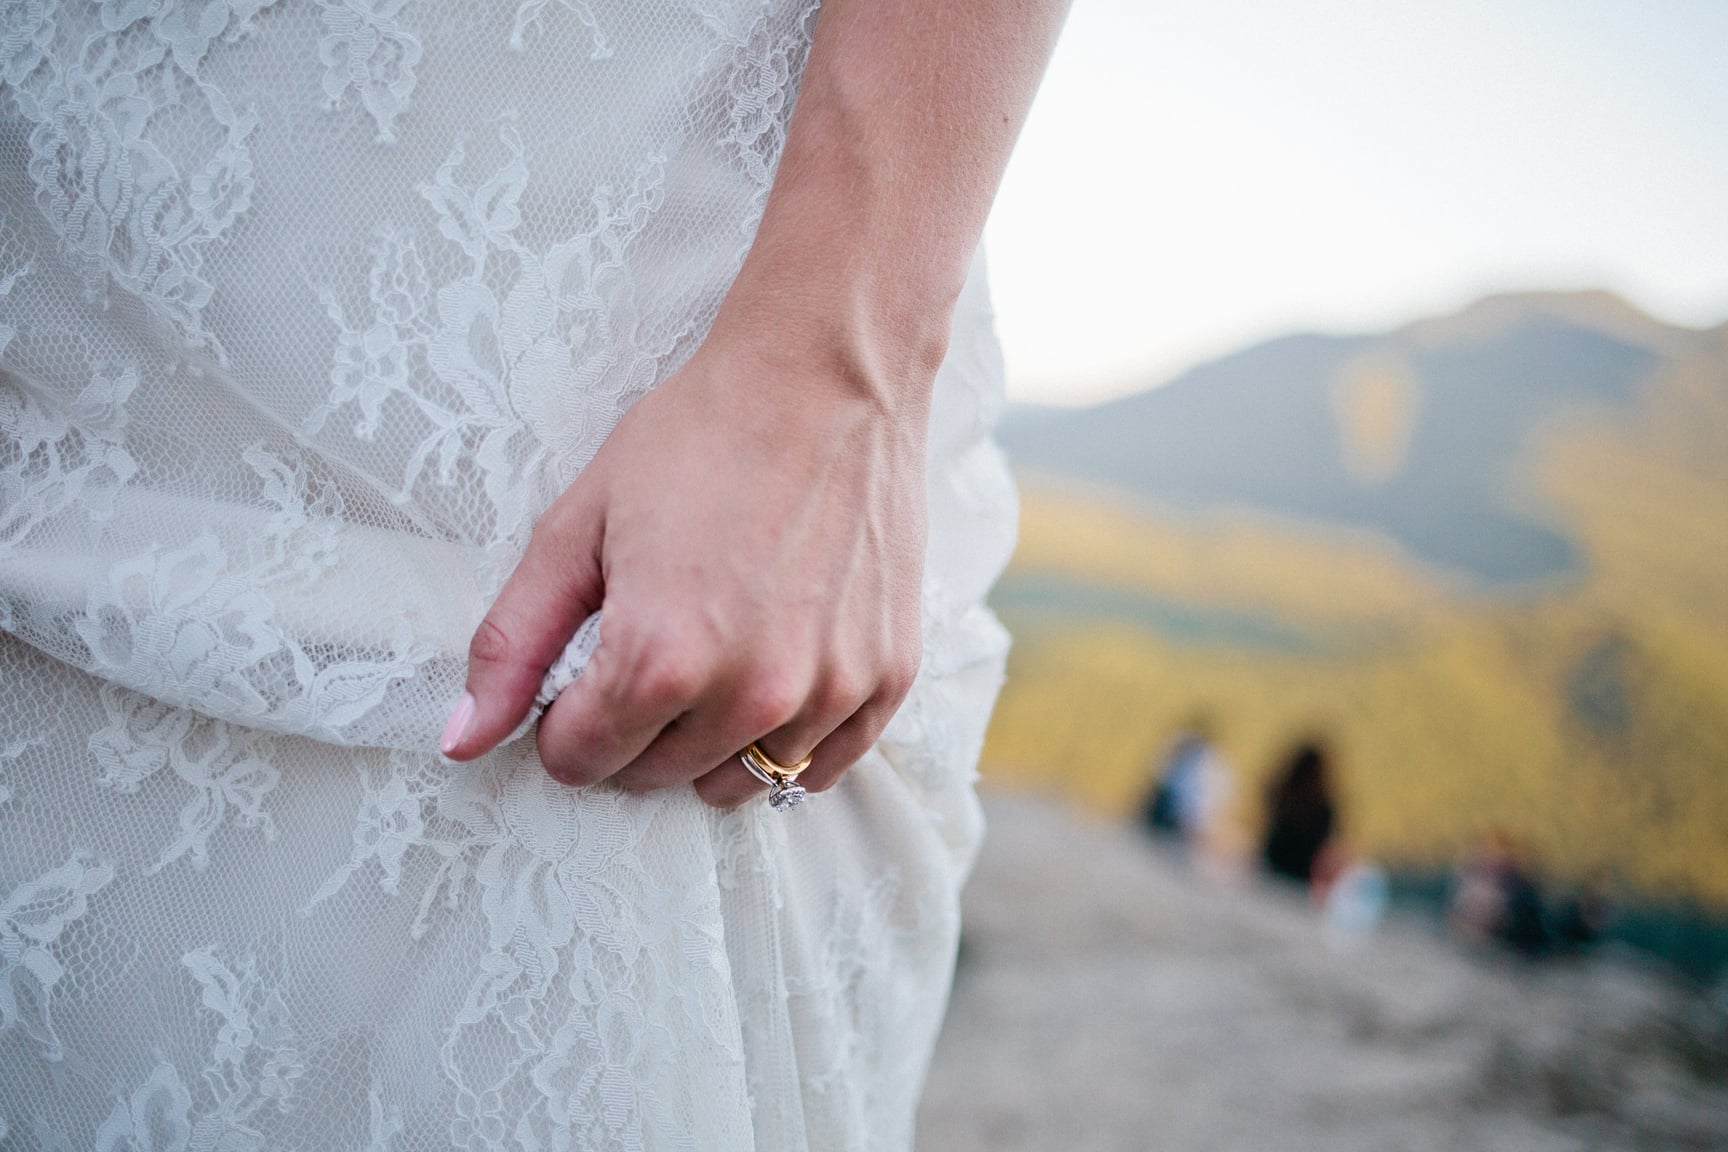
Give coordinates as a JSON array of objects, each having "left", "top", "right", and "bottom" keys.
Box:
[{"left": 535, "top": 620, "right": 709, "bottom": 786}]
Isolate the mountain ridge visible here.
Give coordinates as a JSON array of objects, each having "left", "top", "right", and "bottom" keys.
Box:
[{"left": 996, "top": 291, "right": 1713, "bottom": 584}]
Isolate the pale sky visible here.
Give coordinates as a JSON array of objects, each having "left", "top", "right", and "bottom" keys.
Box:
[{"left": 985, "top": 0, "right": 1728, "bottom": 406}]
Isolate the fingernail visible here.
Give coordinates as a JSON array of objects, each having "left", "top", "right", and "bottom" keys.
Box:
[{"left": 441, "top": 692, "right": 475, "bottom": 756}]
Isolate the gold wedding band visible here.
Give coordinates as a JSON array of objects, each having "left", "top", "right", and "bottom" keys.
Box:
[
  {"left": 743, "top": 741, "right": 812, "bottom": 779},
  {"left": 741, "top": 741, "right": 812, "bottom": 812}
]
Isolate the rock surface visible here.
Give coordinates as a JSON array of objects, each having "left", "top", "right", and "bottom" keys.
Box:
[{"left": 916, "top": 793, "right": 1728, "bottom": 1152}]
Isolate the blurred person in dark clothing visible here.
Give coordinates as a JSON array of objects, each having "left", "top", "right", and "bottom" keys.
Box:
[
  {"left": 1261, "top": 739, "right": 1338, "bottom": 885},
  {"left": 1450, "top": 829, "right": 1557, "bottom": 957},
  {"left": 1553, "top": 881, "right": 1613, "bottom": 952}
]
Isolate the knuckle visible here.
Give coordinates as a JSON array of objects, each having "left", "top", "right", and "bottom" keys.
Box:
[
  {"left": 630, "top": 652, "right": 704, "bottom": 710},
  {"left": 604, "top": 622, "right": 701, "bottom": 708},
  {"left": 739, "top": 671, "right": 803, "bottom": 733},
  {"left": 540, "top": 747, "right": 606, "bottom": 789},
  {"left": 537, "top": 719, "right": 605, "bottom": 787},
  {"left": 880, "top": 652, "right": 921, "bottom": 704},
  {"left": 468, "top": 617, "right": 514, "bottom": 668},
  {"left": 598, "top": 612, "right": 657, "bottom": 660},
  {"left": 809, "top": 724, "right": 883, "bottom": 793},
  {"left": 815, "top": 670, "right": 871, "bottom": 719}
]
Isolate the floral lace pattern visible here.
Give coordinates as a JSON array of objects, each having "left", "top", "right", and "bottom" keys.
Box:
[
  {"left": 0, "top": 358, "right": 138, "bottom": 554},
  {"left": 0, "top": 852, "right": 116, "bottom": 1062},
  {"left": 0, "top": 1, "right": 1016, "bottom": 1148},
  {"left": 310, "top": 121, "right": 673, "bottom": 572},
  {"left": 90, "top": 684, "right": 280, "bottom": 872},
  {"left": 509, "top": 0, "right": 611, "bottom": 60},
  {"left": 304, "top": 750, "right": 462, "bottom": 929},
  {"left": 317, "top": 0, "right": 421, "bottom": 144},
  {"left": 92, "top": 1060, "right": 195, "bottom": 1152},
  {"left": 69, "top": 446, "right": 428, "bottom": 743},
  {"left": 8, "top": 0, "right": 274, "bottom": 352},
  {"left": 89, "top": 947, "right": 304, "bottom": 1152}
]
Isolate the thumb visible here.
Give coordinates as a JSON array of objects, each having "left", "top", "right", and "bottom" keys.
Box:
[{"left": 441, "top": 493, "right": 604, "bottom": 760}]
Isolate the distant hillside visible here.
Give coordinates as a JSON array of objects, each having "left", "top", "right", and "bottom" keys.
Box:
[
  {"left": 998, "top": 293, "right": 1697, "bottom": 583},
  {"left": 981, "top": 294, "right": 1728, "bottom": 908}
]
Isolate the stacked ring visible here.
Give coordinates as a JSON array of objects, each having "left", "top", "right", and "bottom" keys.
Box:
[{"left": 739, "top": 742, "right": 812, "bottom": 812}]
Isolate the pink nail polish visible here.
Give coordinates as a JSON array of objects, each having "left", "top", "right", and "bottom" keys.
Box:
[{"left": 441, "top": 692, "right": 475, "bottom": 756}]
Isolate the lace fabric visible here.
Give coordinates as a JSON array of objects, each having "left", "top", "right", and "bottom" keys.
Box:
[{"left": 0, "top": 2, "right": 1016, "bottom": 1148}]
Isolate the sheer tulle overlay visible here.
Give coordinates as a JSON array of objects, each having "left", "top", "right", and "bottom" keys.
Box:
[{"left": 0, "top": 2, "right": 1015, "bottom": 1148}]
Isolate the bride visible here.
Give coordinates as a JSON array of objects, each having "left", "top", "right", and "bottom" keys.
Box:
[{"left": 0, "top": 0, "right": 1066, "bottom": 1146}]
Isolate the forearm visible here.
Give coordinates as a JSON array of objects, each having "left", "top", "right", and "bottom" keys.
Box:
[
  {"left": 450, "top": 1, "right": 1066, "bottom": 792},
  {"left": 716, "top": 0, "right": 1070, "bottom": 416}
]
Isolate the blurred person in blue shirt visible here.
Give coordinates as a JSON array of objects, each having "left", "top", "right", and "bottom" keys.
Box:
[{"left": 1142, "top": 713, "right": 1234, "bottom": 850}]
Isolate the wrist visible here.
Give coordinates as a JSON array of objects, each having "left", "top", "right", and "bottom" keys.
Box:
[
  {"left": 712, "top": 241, "right": 954, "bottom": 427},
  {"left": 712, "top": 63, "right": 974, "bottom": 421}
]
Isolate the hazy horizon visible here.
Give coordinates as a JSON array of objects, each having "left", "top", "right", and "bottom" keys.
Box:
[
  {"left": 998, "top": 286, "right": 1724, "bottom": 410},
  {"left": 987, "top": 0, "right": 1728, "bottom": 408}
]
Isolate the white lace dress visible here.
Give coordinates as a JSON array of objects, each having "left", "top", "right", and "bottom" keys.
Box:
[{"left": 0, "top": 2, "right": 1016, "bottom": 1149}]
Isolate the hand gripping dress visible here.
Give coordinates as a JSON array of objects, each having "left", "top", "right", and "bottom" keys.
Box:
[{"left": 0, "top": 2, "right": 1017, "bottom": 1149}]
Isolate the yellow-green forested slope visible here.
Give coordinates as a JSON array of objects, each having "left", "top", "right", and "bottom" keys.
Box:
[{"left": 983, "top": 329, "right": 1728, "bottom": 906}]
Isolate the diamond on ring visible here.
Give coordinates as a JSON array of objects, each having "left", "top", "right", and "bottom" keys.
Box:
[
  {"left": 740, "top": 741, "right": 812, "bottom": 813},
  {"left": 768, "top": 781, "right": 807, "bottom": 811}
]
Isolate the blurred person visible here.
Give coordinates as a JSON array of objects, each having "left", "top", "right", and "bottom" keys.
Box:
[
  {"left": 1450, "top": 829, "right": 1552, "bottom": 957},
  {"left": 1323, "top": 858, "right": 1390, "bottom": 950},
  {"left": 1260, "top": 739, "right": 1339, "bottom": 886},
  {"left": 1553, "top": 879, "right": 1615, "bottom": 954},
  {"left": 1141, "top": 713, "right": 1234, "bottom": 850}
]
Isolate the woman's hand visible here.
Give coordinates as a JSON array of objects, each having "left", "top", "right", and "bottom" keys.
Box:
[
  {"left": 438, "top": 311, "right": 933, "bottom": 807},
  {"left": 439, "top": 0, "right": 1066, "bottom": 803}
]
